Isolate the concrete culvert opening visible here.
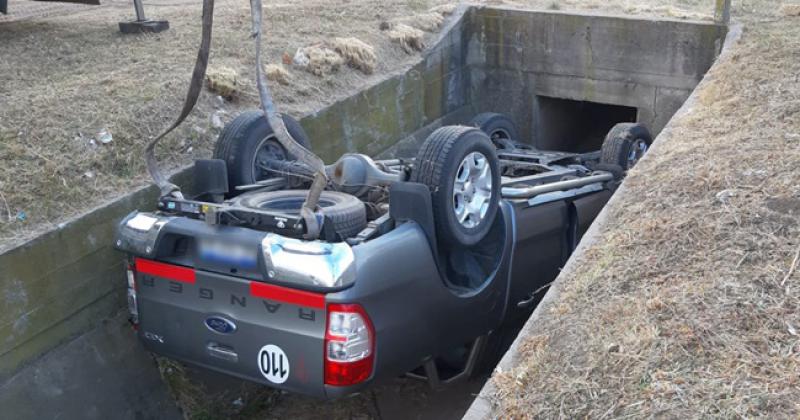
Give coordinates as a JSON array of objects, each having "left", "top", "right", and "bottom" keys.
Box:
[{"left": 534, "top": 97, "right": 638, "bottom": 153}]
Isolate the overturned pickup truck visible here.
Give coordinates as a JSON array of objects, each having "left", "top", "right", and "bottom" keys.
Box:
[{"left": 115, "top": 111, "right": 651, "bottom": 399}]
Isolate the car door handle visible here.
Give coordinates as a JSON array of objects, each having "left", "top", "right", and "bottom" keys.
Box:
[{"left": 207, "top": 342, "right": 238, "bottom": 362}]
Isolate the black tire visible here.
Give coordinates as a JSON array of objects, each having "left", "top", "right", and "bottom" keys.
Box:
[
  {"left": 470, "top": 112, "right": 520, "bottom": 149},
  {"left": 234, "top": 190, "right": 366, "bottom": 239},
  {"left": 473, "top": 317, "right": 527, "bottom": 377},
  {"left": 600, "top": 123, "right": 652, "bottom": 171},
  {"left": 411, "top": 126, "right": 501, "bottom": 248},
  {"left": 213, "top": 111, "right": 312, "bottom": 193}
]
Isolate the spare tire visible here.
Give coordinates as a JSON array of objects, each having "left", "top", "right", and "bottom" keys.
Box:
[
  {"left": 234, "top": 190, "right": 366, "bottom": 239},
  {"left": 412, "top": 126, "right": 501, "bottom": 248},
  {"left": 600, "top": 123, "right": 652, "bottom": 171},
  {"left": 213, "top": 111, "right": 312, "bottom": 194}
]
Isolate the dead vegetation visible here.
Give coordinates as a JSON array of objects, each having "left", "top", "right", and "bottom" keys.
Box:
[
  {"left": 264, "top": 63, "right": 291, "bottom": 85},
  {"left": 332, "top": 37, "right": 378, "bottom": 75},
  {"left": 487, "top": 2, "right": 800, "bottom": 417},
  {"left": 294, "top": 44, "right": 344, "bottom": 76},
  {"left": 385, "top": 23, "right": 426, "bottom": 53},
  {"left": 781, "top": 4, "right": 800, "bottom": 16},
  {"left": 206, "top": 66, "right": 240, "bottom": 99}
]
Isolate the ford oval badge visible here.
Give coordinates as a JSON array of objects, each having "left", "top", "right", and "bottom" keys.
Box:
[{"left": 205, "top": 316, "right": 237, "bottom": 334}]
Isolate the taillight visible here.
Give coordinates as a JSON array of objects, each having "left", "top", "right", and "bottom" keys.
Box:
[
  {"left": 324, "top": 303, "right": 374, "bottom": 386},
  {"left": 126, "top": 264, "right": 139, "bottom": 326}
]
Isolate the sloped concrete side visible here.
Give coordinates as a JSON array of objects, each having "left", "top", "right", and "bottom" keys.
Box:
[
  {"left": 0, "top": 170, "right": 193, "bottom": 382},
  {"left": 0, "top": 312, "right": 182, "bottom": 420}
]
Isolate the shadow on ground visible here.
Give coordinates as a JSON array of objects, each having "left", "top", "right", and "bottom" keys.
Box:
[{"left": 162, "top": 360, "right": 487, "bottom": 420}]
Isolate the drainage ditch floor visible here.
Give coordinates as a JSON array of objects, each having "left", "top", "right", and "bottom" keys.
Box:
[{"left": 165, "top": 361, "right": 486, "bottom": 419}]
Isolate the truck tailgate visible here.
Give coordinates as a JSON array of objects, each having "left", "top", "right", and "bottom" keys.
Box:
[{"left": 134, "top": 258, "right": 327, "bottom": 397}]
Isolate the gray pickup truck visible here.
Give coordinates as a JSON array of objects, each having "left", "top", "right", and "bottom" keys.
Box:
[{"left": 115, "top": 112, "right": 651, "bottom": 399}]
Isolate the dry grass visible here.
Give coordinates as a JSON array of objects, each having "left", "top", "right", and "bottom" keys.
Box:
[
  {"left": 385, "top": 23, "right": 426, "bottom": 53},
  {"left": 206, "top": 66, "right": 240, "bottom": 99},
  {"left": 264, "top": 63, "right": 291, "bottom": 86},
  {"left": 294, "top": 44, "right": 344, "bottom": 76},
  {"left": 487, "top": 1, "right": 800, "bottom": 417},
  {"left": 780, "top": 4, "right": 800, "bottom": 16},
  {"left": 332, "top": 37, "right": 378, "bottom": 75},
  {"left": 156, "top": 357, "right": 281, "bottom": 420}
]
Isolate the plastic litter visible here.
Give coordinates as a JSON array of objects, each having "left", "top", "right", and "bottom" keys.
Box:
[{"left": 96, "top": 128, "right": 113, "bottom": 144}]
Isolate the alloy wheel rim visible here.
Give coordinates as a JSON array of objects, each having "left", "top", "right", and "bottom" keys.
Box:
[
  {"left": 627, "top": 138, "right": 648, "bottom": 168},
  {"left": 453, "top": 152, "right": 493, "bottom": 228}
]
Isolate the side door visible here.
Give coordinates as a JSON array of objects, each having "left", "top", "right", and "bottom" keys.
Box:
[{"left": 506, "top": 200, "right": 570, "bottom": 320}]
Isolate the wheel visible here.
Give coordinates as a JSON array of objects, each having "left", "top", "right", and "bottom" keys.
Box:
[
  {"left": 411, "top": 126, "right": 501, "bottom": 247},
  {"left": 470, "top": 112, "right": 520, "bottom": 150},
  {"left": 234, "top": 190, "right": 366, "bottom": 239},
  {"left": 600, "top": 123, "right": 652, "bottom": 171},
  {"left": 472, "top": 317, "right": 527, "bottom": 376},
  {"left": 213, "top": 110, "right": 312, "bottom": 193}
]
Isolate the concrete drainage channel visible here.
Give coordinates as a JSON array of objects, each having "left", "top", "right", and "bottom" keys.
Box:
[{"left": 0, "top": 5, "right": 727, "bottom": 419}]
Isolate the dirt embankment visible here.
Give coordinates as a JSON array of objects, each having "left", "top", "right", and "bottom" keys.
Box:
[{"left": 484, "top": 1, "right": 800, "bottom": 418}]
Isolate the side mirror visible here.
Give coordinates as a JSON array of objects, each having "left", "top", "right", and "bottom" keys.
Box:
[{"left": 193, "top": 159, "right": 229, "bottom": 203}]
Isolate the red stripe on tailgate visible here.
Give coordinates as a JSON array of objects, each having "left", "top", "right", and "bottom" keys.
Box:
[
  {"left": 135, "top": 258, "right": 196, "bottom": 284},
  {"left": 249, "top": 281, "right": 325, "bottom": 309}
]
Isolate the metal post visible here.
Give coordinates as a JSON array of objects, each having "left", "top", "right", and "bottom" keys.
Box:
[
  {"left": 714, "top": 0, "right": 731, "bottom": 25},
  {"left": 119, "top": 0, "right": 169, "bottom": 33},
  {"left": 133, "top": 0, "right": 146, "bottom": 22}
]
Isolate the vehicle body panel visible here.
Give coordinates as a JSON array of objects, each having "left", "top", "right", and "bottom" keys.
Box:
[{"left": 121, "top": 185, "right": 611, "bottom": 398}]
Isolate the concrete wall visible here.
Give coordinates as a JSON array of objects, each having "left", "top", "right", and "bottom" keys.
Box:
[
  {"left": 0, "top": 6, "right": 726, "bottom": 416},
  {"left": 465, "top": 7, "right": 726, "bottom": 146}
]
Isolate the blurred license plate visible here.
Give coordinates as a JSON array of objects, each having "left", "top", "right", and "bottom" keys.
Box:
[{"left": 198, "top": 239, "right": 257, "bottom": 268}]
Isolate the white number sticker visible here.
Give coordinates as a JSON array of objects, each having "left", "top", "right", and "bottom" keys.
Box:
[{"left": 257, "top": 344, "right": 290, "bottom": 384}]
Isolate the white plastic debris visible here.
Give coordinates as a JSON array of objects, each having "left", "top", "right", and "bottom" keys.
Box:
[
  {"left": 715, "top": 189, "right": 736, "bottom": 204},
  {"left": 293, "top": 48, "right": 310, "bottom": 68},
  {"left": 214, "top": 95, "right": 226, "bottom": 108},
  {"left": 211, "top": 111, "right": 225, "bottom": 129},
  {"left": 96, "top": 128, "right": 113, "bottom": 144}
]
